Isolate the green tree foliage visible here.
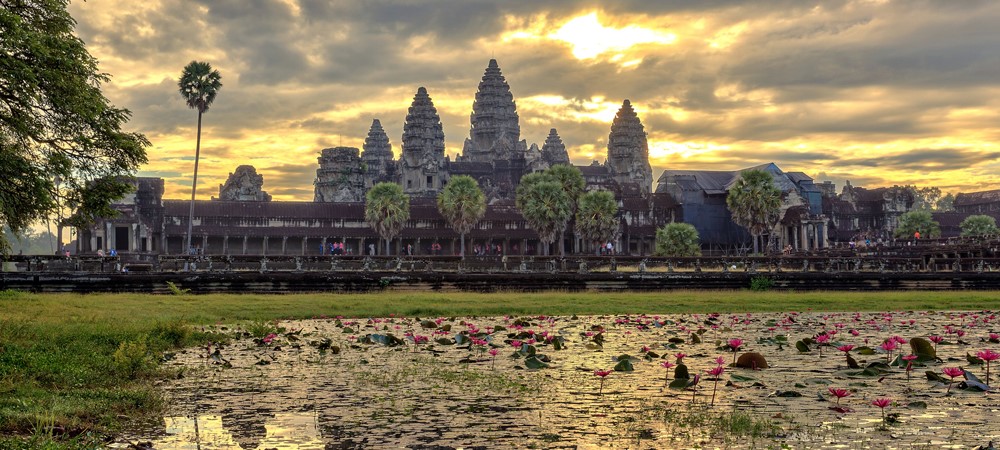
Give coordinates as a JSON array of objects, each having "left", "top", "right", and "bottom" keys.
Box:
[
  {"left": 893, "top": 210, "right": 941, "bottom": 239},
  {"left": 365, "top": 182, "right": 410, "bottom": 255},
  {"left": 437, "top": 175, "right": 486, "bottom": 258},
  {"left": 726, "top": 169, "right": 782, "bottom": 254},
  {"left": 575, "top": 190, "right": 619, "bottom": 254},
  {"left": 960, "top": 214, "right": 998, "bottom": 237},
  {"left": 545, "top": 165, "right": 585, "bottom": 257},
  {"left": 0, "top": 0, "right": 149, "bottom": 254},
  {"left": 655, "top": 222, "right": 702, "bottom": 257},
  {"left": 515, "top": 173, "right": 572, "bottom": 256},
  {"left": 177, "top": 61, "right": 222, "bottom": 252},
  {"left": 2, "top": 227, "right": 56, "bottom": 255},
  {"left": 936, "top": 192, "right": 955, "bottom": 212}
]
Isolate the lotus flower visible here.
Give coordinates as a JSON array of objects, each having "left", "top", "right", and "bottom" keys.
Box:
[
  {"left": 871, "top": 397, "right": 892, "bottom": 426},
  {"left": 976, "top": 349, "right": 1000, "bottom": 386},
  {"left": 660, "top": 360, "right": 675, "bottom": 385},
  {"left": 943, "top": 366, "right": 964, "bottom": 393},
  {"left": 707, "top": 365, "right": 725, "bottom": 406},
  {"left": 929, "top": 335, "right": 944, "bottom": 351},
  {"left": 727, "top": 338, "right": 744, "bottom": 365},
  {"left": 594, "top": 369, "right": 613, "bottom": 395},
  {"left": 828, "top": 387, "right": 851, "bottom": 406},
  {"left": 902, "top": 354, "right": 917, "bottom": 382}
]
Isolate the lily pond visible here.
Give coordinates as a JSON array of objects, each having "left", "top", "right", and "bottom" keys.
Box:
[{"left": 120, "top": 310, "right": 1000, "bottom": 449}]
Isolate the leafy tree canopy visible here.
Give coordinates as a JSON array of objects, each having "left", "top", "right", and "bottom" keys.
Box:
[
  {"left": 960, "top": 214, "right": 998, "bottom": 237},
  {"left": 655, "top": 222, "right": 702, "bottom": 257},
  {"left": 437, "top": 175, "right": 485, "bottom": 256},
  {"left": 893, "top": 210, "right": 941, "bottom": 239},
  {"left": 0, "top": 0, "right": 149, "bottom": 254},
  {"left": 575, "top": 190, "right": 619, "bottom": 249},
  {"left": 726, "top": 169, "right": 782, "bottom": 253},
  {"left": 516, "top": 178, "right": 572, "bottom": 254},
  {"left": 364, "top": 182, "right": 410, "bottom": 253}
]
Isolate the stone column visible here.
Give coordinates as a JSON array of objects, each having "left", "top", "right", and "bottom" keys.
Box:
[
  {"left": 281, "top": 236, "right": 288, "bottom": 255},
  {"left": 202, "top": 235, "right": 208, "bottom": 254},
  {"left": 263, "top": 237, "right": 269, "bottom": 255},
  {"left": 223, "top": 236, "right": 229, "bottom": 255},
  {"left": 522, "top": 238, "right": 527, "bottom": 255},
  {"left": 821, "top": 223, "right": 829, "bottom": 249},
  {"left": 792, "top": 226, "right": 799, "bottom": 250},
  {"left": 242, "top": 236, "right": 248, "bottom": 255},
  {"left": 416, "top": 238, "right": 422, "bottom": 255},
  {"left": 321, "top": 237, "right": 327, "bottom": 255},
  {"left": 800, "top": 224, "right": 808, "bottom": 251},
  {"left": 301, "top": 237, "right": 307, "bottom": 255}
]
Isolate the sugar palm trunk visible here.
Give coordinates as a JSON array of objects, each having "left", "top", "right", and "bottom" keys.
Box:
[
  {"left": 185, "top": 110, "right": 203, "bottom": 254},
  {"left": 559, "top": 230, "right": 565, "bottom": 257},
  {"left": 460, "top": 232, "right": 465, "bottom": 259}
]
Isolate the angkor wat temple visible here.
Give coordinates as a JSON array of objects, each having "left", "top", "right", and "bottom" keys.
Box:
[{"left": 74, "top": 60, "right": 998, "bottom": 258}]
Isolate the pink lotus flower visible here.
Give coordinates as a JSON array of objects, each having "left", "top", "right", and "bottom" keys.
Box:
[
  {"left": 943, "top": 367, "right": 964, "bottom": 393},
  {"left": 594, "top": 369, "right": 613, "bottom": 395},
  {"left": 674, "top": 352, "right": 687, "bottom": 362},
  {"left": 837, "top": 344, "right": 855, "bottom": 353},
  {"left": 849, "top": 329, "right": 860, "bottom": 336},
  {"left": 728, "top": 338, "right": 744, "bottom": 351},
  {"left": 989, "top": 333, "right": 1000, "bottom": 342},
  {"left": 511, "top": 340, "right": 523, "bottom": 349},
  {"left": 977, "top": 349, "right": 1000, "bottom": 386},
  {"left": 871, "top": 397, "right": 892, "bottom": 426},
  {"left": 828, "top": 387, "right": 851, "bottom": 405},
  {"left": 707, "top": 365, "right": 725, "bottom": 406},
  {"left": 714, "top": 355, "right": 726, "bottom": 366},
  {"left": 262, "top": 333, "right": 277, "bottom": 344}
]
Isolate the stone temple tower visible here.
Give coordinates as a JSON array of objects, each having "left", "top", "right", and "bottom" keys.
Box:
[
  {"left": 360, "top": 119, "right": 396, "bottom": 189},
  {"left": 460, "top": 59, "right": 527, "bottom": 163},
  {"left": 400, "top": 87, "right": 447, "bottom": 196},
  {"left": 541, "top": 128, "right": 570, "bottom": 166},
  {"left": 606, "top": 99, "right": 653, "bottom": 194}
]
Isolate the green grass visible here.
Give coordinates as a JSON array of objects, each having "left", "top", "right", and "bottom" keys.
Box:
[{"left": 1, "top": 288, "right": 1000, "bottom": 447}]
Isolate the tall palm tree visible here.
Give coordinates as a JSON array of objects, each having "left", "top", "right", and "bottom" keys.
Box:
[
  {"left": 365, "top": 182, "right": 410, "bottom": 256},
  {"left": 437, "top": 175, "right": 486, "bottom": 259},
  {"left": 575, "top": 190, "right": 619, "bottom": 255},
  {"left": 516, "top": 175, "right": 572, "bottom": 256},
  {"left": 178, "top": 61, "right": 222, "bottom": 254},
  {"left": 726, "top": 169, "right": 782, "bottom": 254},
  {"left": 546, "top": 164, "right": 585, "bottom": 257}
]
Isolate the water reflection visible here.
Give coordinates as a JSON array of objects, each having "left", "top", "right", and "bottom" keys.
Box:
[{"left": 152, "top": 413, "right": 324, "bottom": 449}]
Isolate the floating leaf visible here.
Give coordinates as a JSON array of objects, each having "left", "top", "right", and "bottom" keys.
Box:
[
  {"left": 524, "top": 356, "right": 549, "bottom": 369},
  {"left": 435, "top": 338, "right": 454, "bottom": 345},
  {"left": 960, "top": 369, "right": 991, "bottom": 391},
  {"left": 614, "top": 358, "right": 634, "bottom": 372},
  {"left": 668, "top": 337, "right": 685, "bottom": 344},
  {"left": 925, "top": 371, "right": 948, "bottom": 383},
  {"left": 829, "top": 406, "right": 852, "bottom": 414},
  {"left": 909, "top": 337, "right": 936, "bottom": 362},
  {"left": 586, "top": 343, "right": 603, "bottom": 350},
  {"left": 674, "top": 363, "right": 690, "bottom": 380},
  {"left": 771, "top": 390, "right": 803, "bottom": 397},
  {"left": 668, "top": 377, "right": 691, "bottom": 390},
  {"left": 690, "top": 333, "right": 702, "bottom": 344},
  {"left": 369, "top": 334, "right": 404, "bottom": 346},
  {"left": 552, "top": 336, "right": 566, "bottom": 351},
  {"left": 967, "top": 353, "right": 984, "bottom": 365},
  {"left": 519, "top": 345, "right": 537, "bottom": 357},
  {"left": 856, "top": 346, "right": 876, "bottom": 355},
  {"left": 735, "top": 352, "right": 769, "bottom": 369},
  {"left": 907, "top": 401, "right": 928, "bottom": 409},
  {"left": 795, "top": 340, "right": 811, "bottom": 353},
  {"left": 454, "top": 334, "right": 469, "bottom": 345},
  {"left": 846, "top": 354, "right": 860, "bottom": 369},
  {"left": 730, "top": 374, "right": 757, "bottom": 382}
]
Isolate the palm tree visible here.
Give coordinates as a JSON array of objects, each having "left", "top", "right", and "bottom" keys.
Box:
[
  {"left": 516, "top": 175, "right": 572, "bottom": 256},
  {"left": 726, "top": 169, "right": 782, "bottom": 254},
  {"left": 575, "top": 190, "right": 619, "bottom": 255},
  {"left": 365, "top": 182, "right": 410, "bottom": 256},
  {"left": 437, "top": 175, "right": 486, "bottom": 259},
  {"left": 546, "top": 165, "right": 585, "bottom": 257},
  {"left": 177, "top": 61, "right": 222, "bottom": 254}
]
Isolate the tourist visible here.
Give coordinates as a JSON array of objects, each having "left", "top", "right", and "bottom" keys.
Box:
[
  {"left": 368, "top": 243, "right": 376, "bottom": 256},
  {"left": 319, "top": 243, "right": 325, "bottom": 255},
  {"left": 606, "top": 241, "right": 614, "bottom": 255},
  {"left": 97, "top": 249, "right": 105, "bottom": 257},
  {"left": 914, "top": 230, "right": 921, "bottom": 241}
]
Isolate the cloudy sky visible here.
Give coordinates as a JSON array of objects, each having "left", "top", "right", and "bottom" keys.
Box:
[{"left": 69, "top": 0, "right": 1000, "bottom": 200}]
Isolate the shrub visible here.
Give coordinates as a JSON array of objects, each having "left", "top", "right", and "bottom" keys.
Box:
[
  {"left": 151, "top": 319, "right": 191, "bottom": 347},
  {"left": 750, "top": 276, "right": 774, "bottom": 292},
  {"left": 654, "top": 223, "right": 701, "bottom": 257},
  {"left": 113, "top": 337, "right": 154, "bottom": 379},
  {"left": 960, "top": 214, "right": 999, "bottom": 237}
]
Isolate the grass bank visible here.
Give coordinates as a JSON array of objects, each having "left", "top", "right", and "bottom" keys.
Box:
[{"left": 1, "top": 289, "right": 999, "bottom": 447}]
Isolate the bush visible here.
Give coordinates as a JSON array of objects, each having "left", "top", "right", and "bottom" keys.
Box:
[
  {"left": 151, "top": 319, "right": 191, "bottom": 347},
  {"left": 750, "top": 276, "right": 774, "bottom": 292},
  {"left": 960, "top": 214, "right": 999, "bottom": 237},
  {"left": 654, "top": 223, "right": 701, "bottom": 257},
  {"left": 113, "top": 337, "right": 154, "bottom": 379}
]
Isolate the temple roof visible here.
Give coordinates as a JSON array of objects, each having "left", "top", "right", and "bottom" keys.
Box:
[{"left": 955, "top": 189, "right": 1000, "bottom": 206}]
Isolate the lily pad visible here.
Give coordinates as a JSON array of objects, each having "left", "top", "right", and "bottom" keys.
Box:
[
  {"left": 614, "top": 358, "right": 634, "bottom": 372},
  {"left": 909, "top": 337, "right": 936, "bottom": 362},
  {"left": 735, "top": 352, "right": 769, "bottom": 369},
  {"left": 674, "top": 363, "right": 690, "bottom": 380},
  {"left": 771, "top": 390, "right": 803, "bottom": 397},
  {"left": 524, "top": 355, "right": 549, "bottom": 369},
  {"left": 795, "top": 340, "right": 811, "bottom": 353}
]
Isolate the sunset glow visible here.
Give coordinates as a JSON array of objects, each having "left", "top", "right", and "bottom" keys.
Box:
[{"left": 64, "top": 1, "right": 1000, "bottom": 200}]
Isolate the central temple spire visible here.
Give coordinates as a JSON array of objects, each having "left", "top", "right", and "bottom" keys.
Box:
[
  {"left": 460, "top": 59, "right": 524, "bottom": 163},
  {"left": 400, "top": 87, "right": 447, "bottom": 196}
]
